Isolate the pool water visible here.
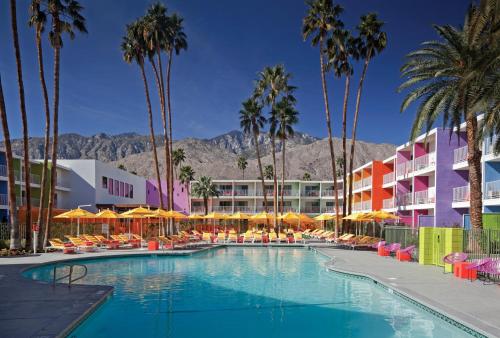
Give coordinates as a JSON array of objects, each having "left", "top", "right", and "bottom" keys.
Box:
[{"left": 25, "top": 248, "right": 473, "bottom": 337}]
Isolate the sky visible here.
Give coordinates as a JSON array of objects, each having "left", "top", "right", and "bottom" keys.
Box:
[{"left": 0, "top": 0, "right": 471, "bottom": 145}]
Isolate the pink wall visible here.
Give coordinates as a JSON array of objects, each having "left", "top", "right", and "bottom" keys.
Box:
[
  {"left": 414, "top": 142, "right": 427, "bottom": 158},
  {"left": 414, "top": 176, "right": 429, "bottom": 192}
]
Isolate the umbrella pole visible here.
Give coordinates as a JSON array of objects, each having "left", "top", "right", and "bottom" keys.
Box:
[{"left": 77, "top": 218, "right": 80, "bottom": 237}]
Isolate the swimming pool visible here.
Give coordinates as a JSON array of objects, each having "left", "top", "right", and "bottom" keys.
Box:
[{"left": 25, "top": 247, "right": 475, "bottom": 337}]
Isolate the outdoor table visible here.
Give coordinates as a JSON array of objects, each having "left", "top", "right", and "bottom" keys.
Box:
[{"left": 454, "top": 262, "right": 477, "bottom": 280}]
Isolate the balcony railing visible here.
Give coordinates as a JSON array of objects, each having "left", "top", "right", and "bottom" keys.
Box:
[
  {"left": 485, "top": 180, "right": 500, "bottom": 199},
  {"left": 302, "top": 206, "right": 320, "bottom": 213},
  {"left": 383, "top": 172, "right": 394, "bottom": 185},
  {"left": 234, "top": 206, "right": 253, "bottom": 213},
  {"left": 302, "top": 190, "right": 320, "bottom": 197},
  {"left": 0, "top": 194, "right": 7, "bottom": 206},
  {"left": 414, "top": 188, "right": 435, "bottom": 205},
  {"left": 353, "top": 180, "right": 362, "bottom": 190},
  {"left": 453, "top": 185, "right": 470, "bottom": 202},
  {"left": 256, "top": 189, "right": 275, "bottom": 196},
  {"left": 362, "top": 200, "right": 371, "bottom": 210},
  {"left": 218, "top": 189, "right": 233, "bottom": 197},
  {"left": 485, "top": 135, "right": 498, "bottom": 155},
  {"left": 191, "top": 206, "right": 205, "bottom": 214},
  {"left": 212, "top": 206, "right": 233, "bottom": 213},
  {"left": 0, "top": 164, "right": 6, "bottom": 177},
  {"left": 234, "top": 189, "right": 250, "bottom": 196},
  {"left": 396, "top": 192, "right": 412, "bottom": 207},
  {"left": 382, "top": 198, "right": 394, "bottom": 209},
  {"left": 255, "top": 206, "right": 274, "bottom": 212},
  {"left": 396, "top": 160, "right": 412, "bottom": 177},
  {"left": 413, "top": 153, "right": 435, "bottom": 171},
  {"left": 322, "top": 206, "right": 336, "bottom": 213},
  {"left": 280, "top": 189, "right": 298, "bottom": 196},
  {"left": 453, "top": 146, "right": 468, "bottom": 164},
  {"left": 30, "top": 174, "right": 41, "bottom": 185},
  {"left": 362, "top": 177, "right": 372, "bottom": 187},
  {"left": 353, "top": 202, "right": 362, "bottom": 212},
  {"left": 281, "top": 206, "right": 298, "bottom": 213}
]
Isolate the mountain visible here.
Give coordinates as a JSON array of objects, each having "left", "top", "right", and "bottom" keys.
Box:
[{"left": 3, "top": 131, "right": 396, "bottom": 180}]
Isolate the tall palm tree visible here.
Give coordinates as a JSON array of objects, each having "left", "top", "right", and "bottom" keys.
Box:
[
  {"left": 192, "top": 176, "right": 220, "bottom": 215},
  {"left": 264, "top": 165, "right": 274, "bottom": 180},
  {"left": 179, "top": 165, "right": 195, "bottom": 211},
  {"left": 165, "top": 13, "right": 187, "bottom": 212},
  {"left": 29, "top": 0, "right": 51, "bottom": 250},
  {"left": 0, "top": 76, "right": 20, "bottom": 249},
  {"left": 254, "top": 65, "right": 295, "bottom": 225},
  {"left": 121, "top": 20, "right": 164, "bottom": 213},
  {"left": 303, "top": 0, "right": 343, "bottom": 236},
  {"left": 347, "top": 13, "right": 386, "bottom": 216},
  {"left": 328, "top": 29, "right": 359, "bottom": 218},
  {"left": 399, "top": 2, "right": 498, "bottom": 229},
  {"left": 272, "top": 97, "right": 299, "bottom": 214},
  {"left": 10, "top": 0, "right": 32, "bottom": 248},
  {"left": 239, "top": 97, "right": 268, "bottom": 211},
  {"left": 172, "top": 148, "right": 185, "bottom": 179},
  {"left": 44, "top": 0, "right": 87, "bottom": 248},
  {"left": 237, "top": 156, "right": 248, "bottom": 179},
  {"left": 143, "top": 4, "right": 171, "bottom": 210}
]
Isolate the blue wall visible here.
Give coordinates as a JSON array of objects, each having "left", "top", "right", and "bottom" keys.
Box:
[
  {"left": 485, "top": 205, "right": 500, "bottom": 213},
  {"left": 485, "top": 161, "right": 500, "bottom": 182}
]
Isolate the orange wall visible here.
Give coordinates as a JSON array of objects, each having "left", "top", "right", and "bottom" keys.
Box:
[{"left": 371, "top": 161, "right": 388, "bottom": 210}]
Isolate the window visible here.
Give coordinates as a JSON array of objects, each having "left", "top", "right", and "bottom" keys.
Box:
[
  {"left": 125, "top": 183, "right": 129, "bottom": 198},
  {"left": 114, "top": 180, "right": 119, "bottom": 196},
  {"left": 130, "top": 185, "right": 134, "bottom": 198},
  {"left": 120, "top": 182, "right": 124, "bottom": 197},
  {"left": 102, "top": 176, "right": 108, "bottom": 189},
  {"left": 108, "top": 179, "right": 113, "bottom": 195}
]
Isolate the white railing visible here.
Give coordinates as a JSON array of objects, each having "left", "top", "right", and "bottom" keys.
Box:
[
  {"left": 322, "top": 189, "right": 334, "bottom": 196},
  {"left": 30, "top": 173, "right": 41, "bottom": 185},
  {"left": 414, "top": 188, "right": 435, "bottom": 204},
  {"left": 362, "top": 177, "right": 372, "bottom": 187},
  {"left": 362, "top": 200, "right": 371, "bottom": 210},
  {"left": 302, "top": 206, "right": 320, "bottom": 213},
  {"left": 382, "top": 198, "right": 394, "bottom": 209},
  {"left": 302, "top": 190, "right": 320, "bottom": 197},
  {"left": 212, "top": 206, "right": 233, "bottom": 213},
  {"left": 281, "top": 206, "right": 298, "bottom": 213},
  {"left": 396, "top": 192, "right": 412, "bottom": 207},
  {"left": 322, "top": 206, "right": 336, "bottom": 213},
  {"left": 234, "top": 189, "right": 250, "bottom": 196},
  {"left": 255, "top": 206, "right": 274, "bottom": 212},
  {"left": 0, "top": 164, "right": 6, "bottom": 177},
  {"left": 219, "top": 189, "right": 233, "bottom": 197},
  {"left": 234, "top": 206, "right": 253, "bottom": 213},
  {"left": 413, "top": 153, "right": 435, "bottom": 171},
  {"left": 191, "top": 206, "right": 205, "bottom": 214},
  {"left": 453, "top": 185, "right": 469, "bottom": 202},
  {"left": 0, "top": 194, "right": 7, "bottom": 206},
  {"left": 256, "top": 189, "right": 275, "bottom": 196},
  {"left": 281, "top": 189, "right": 298, "bottom": 196},
  {"left": 353, "top": 180, "right": 362, "bottom": 190},
  {"left": 396, "top": 160, "right": 412, "bottom": 177},
  {"left": 453, "top": 146, "right": 468, "bottom": 164},
  {"left": 485, "top": 135, "right": 498, "bottom": 154},
  {"left": 353, "top": 202, "right": 362, "bottom": 212},
  {"left": 485, "top": 180, "right": 500, "bottom": 199},
  {"left": 383, "top": 172, "right": 394, "bottom": 185}
]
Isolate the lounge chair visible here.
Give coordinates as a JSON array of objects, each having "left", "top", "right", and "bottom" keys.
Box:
[
  {"left": 65, "top": 236, "right": 97, "bottom": 252},
  {"left": 293, "top": 232, "right": 305, "bottom": 244},
  {"left": 268, "top": 232, "right": 278, "bottom": 243},
  {"left": 45, "top": 239, "right": 68, "bottom": 252},
  {"left": 217, "top": 232, "right": 227, "bottom": 243},
  {"left": 278, "top": 233, "right": 288, "bottom": 243},
  {"left": 253, "top": 233, "right": 263, "bottom": 243},
  {"left": 202, "top": 232, "right": 212, "bottom": 242},
  {"left": 158, "top": 236, "right": 175, "bottom": 249},
  {"left": 242, "top": 232, "right": 253, "bottom": 243},
  {"left": 227, "top": 233, "right": 238, "bottom": 243}
]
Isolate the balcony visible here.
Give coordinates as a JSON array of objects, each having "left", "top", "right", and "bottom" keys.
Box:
[
  {"left": 396, "top": 160, "right": 412, "bottom": 177},
  {"left": 453, "top": 146, "right": 468, "bottom": 164},
  {"left": 0, "top": 164, "right": 6, "bottom": 177},
  {"left": 256, "top": 189, "right": 275, "bottom": 196},
  {"left": 30, "top": 173, "right": 41, "bottom": 185},
  {"left": 322, "top": 206, "right": 336, "bottom": 213},
  {"left": 353, "top": 180, "right": 362, "bottom": 190},
  {"left": 362, "top": 200, "right": 371, "bottom": 210},
  {"left": 218, "top": 189, "right": 233, "bottom": 197},
  {"left": 453, "top": 185, "right": 469, "bottom": 202},
  {"left": 396, "top": 193, "right": 412, "bottom": 207},
  {"left": 16, "top": 197, "right": 41, "bottom": 207},
  {"left": 302, "top": 190, "right": 320, "bottom": 197},
  {"left": 353, "top": 202, "right": 362, "bottom": 212},
  {"left": 191, "top": 206, "right": 205, "bottom": 214},
  {"left": 0, "top": 193, "right": 7, "bottom": 206},
  {"left": 382, "top": 198, "right": 394, "bottom": 209},
  {"left": 485, "top": 180, "right": 500, "bottom": 199},
  {"left": 322, "top": 189, "right": 343, "bottom": 197},
  {"left": 255, "top": 206, "right": 274, "bottom": 212},
  {"left": 281, "top": 189, "right": 299, "bottom": 197},
  {"left": 234, "top": 206, "right": 253, "bottom": 213},
  {"left": 302, "top": 206, "right": 320, "bottom": 213},
  {"left": 212, "top": 206, "right": 232, "bottom": 213},
  {"left": 362, "top": 177, "right": 372, "bottom": 187},
  {"left": 234, "top": 189, "right": 251, "bottom": 196},
  {"left": 383, "top": 172, "right": 394, "bottom": 185},
  {"left": 414, "top": 188, "right": 435, "bottom": 205},
  {"left": 281, "top": 206, "right": 298, "bottom": 213},
  {"left": 413, "top": 153, "right": 435, "bottom": 171},
  {"left": 485, "top": 135, "right": 498, "bottom": 155}
]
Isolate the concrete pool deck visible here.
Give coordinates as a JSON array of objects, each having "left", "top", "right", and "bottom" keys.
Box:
[{"left": 316, "top": 247, "right": 500, "bottom": 338}]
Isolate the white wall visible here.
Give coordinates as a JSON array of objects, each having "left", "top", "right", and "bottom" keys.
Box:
[{"left": 58, "top": 160, "right": 97, "bottom": 211}]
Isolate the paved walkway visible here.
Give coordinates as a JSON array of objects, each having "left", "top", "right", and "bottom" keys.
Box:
[{"left": 316, "top": 247, "right": 500, "bottom": 338}]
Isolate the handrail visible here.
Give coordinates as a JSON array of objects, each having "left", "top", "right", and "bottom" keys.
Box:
[{"left": 52, "top": 263, "right": 88, "bottom": 288}]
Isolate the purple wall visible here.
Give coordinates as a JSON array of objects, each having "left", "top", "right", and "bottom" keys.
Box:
[
  {"left": 435, "top": 129, "right": 469, "bottom": 227},
  {"left": 146, "top": 179, "right": 189, "bottom": 214}
]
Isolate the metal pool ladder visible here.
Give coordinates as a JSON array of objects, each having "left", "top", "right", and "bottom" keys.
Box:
[{"left": 52, "top": 263, "right": 88, "bottom": 288}]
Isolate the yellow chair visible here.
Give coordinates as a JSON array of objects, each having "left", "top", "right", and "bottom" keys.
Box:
[
  {"left": 268, "top": 232, "right": 278, "bottom": 242},
  {"left": 242, "top": 232, "right": 253, "bottom": 243},
  {"left": 294, "top": 232, "right": 305, "bottom": 244},
  {"left": 278, "top": 233, "right": 288, "bottom": 243},
  {"left": 217, "top": 232, "right": 227, "bottom": 243},
  {"left": 202, "top": 232, "right": 211, "bottom": 242},
  {"left": 253, "top": 232, "right": 263, "bottom": 243},
  {"left": 227, "top": 233, "right": 238, "bottom": 243}
]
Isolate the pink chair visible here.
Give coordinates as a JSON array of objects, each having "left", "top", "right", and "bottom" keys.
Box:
[{"left": 442, "top": 252, "right": 468, "bottom": 273}]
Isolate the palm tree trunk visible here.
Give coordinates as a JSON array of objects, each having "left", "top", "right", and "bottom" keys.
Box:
[
  {"left": 203, "top": 198, "right": 208, "bottom": 216},
  {"left": 150, "top": 59, "right": 166, "bottom": 209},
  {"left": 271, "top": 135, "right": 278, "bottom": 227},
  {"left": 166, "top": 51, "right": 174, "bottom": 233},
  {"left": 44, "top": 42, "right": 61, "bottom": 249},
  {"left": 10, "top": 0, "right": 31, "bottom": 248},
  {"left": 0, "top": 76, "right": 20, "bottom": 249},
  {"left": 319, "top": 40, "right": 340, "bottom": 238},
  {"left": 348, "top": 50, "right": 371, "bottom": 217},
  {"left": 253, "top": 131, "right": 268, "bottom": 213},
  {"left": 35, "top": 28, "right": 51, "bottom": 251},
  {"left": 281, "top": 137, "right": 286, "bottom": 215},
  {"left": 341, "top": 74, "right": 350, "bottom": 219},
  {"left": 139, "top": 62, "right": 163, "bottom": 213},
  {"left": 466, "top": 115, "right": 483, "bottom": 228}
]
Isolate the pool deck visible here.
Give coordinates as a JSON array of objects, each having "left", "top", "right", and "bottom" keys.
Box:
[{"left": 315, "top": 247, "right": 500, "bottom": 338}]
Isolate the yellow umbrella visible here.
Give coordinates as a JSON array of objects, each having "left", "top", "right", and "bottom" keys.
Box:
[
  {"left": 203, "top": 212, "right": 228, "bottom": 220},
  {"left": 188, "top": 214, "right": 204, "bottom": 220},
  {"left": 120, "top": 206, "right": 152, "bottom": 242},
  {"left": 298, "top": 213, "right": 315, "bottom": 223},
  {"left": 95, "top": 209, "right": 122, "bottom": 218},
  {"left": 277, "top": 212, "right": 300, "bottom": 221},
  {"left": 229, "top": 212, "right": 252, "bottom": 233},
  {"left": 251, "top": 211, "right": 274, "bottom": 220},
  {"left": 54, "top": 208, "right": 96, "bottom": 236},
  {"left": 314, "top": 213, "right": 335, "bottom": 221},
  {"left": 368, "top": 210, "right": 399, "bottom": 220}
]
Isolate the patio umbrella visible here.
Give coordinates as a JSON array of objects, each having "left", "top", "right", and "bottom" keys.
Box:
[
  {"left": 204, "top": 212, "right": 229, "bottom": 235},
  {"left": 54, "top": 207, "right": 96, "bottom": 236},
  {"left": 121, "top": 206, "right": 152, "bottom": 241},
  {"left": 314, "top": 213, "right": 335, "bottom": 230},
  {"left": 188, "top": 214, "right": 205, "bottom": 232},
  {"left": 228, "top": 212, "right": 252, "bottom": 233},
  {"left": 250, "top": 211, "right": 274, "bottom": 232},
  {"left": 368, "top": 210, "right": 399, "bottom": 220},
  {"left": 95, "top": 209, "right": 122, "bottom": 239}
]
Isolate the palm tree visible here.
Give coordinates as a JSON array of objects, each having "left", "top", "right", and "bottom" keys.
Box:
[
  {"left": 121, "top": 20, "right": 164, "bottom": 213},
  {"left": 44, "top": 0, "right": 87, "bottom": 249},
  {"left": 192, "top": 176, "right": 220, "bottom": 215},
  {"left": 399, "top": 2, "right": 498, "bottom": 229},
  {"left": 303, "top": 0, "right": 343, "bottom": 236},
  {"left": 272, "top": 97, "right": 299, "bottom": 214},
  {"left": 328, "top": 29, "right": 359, "bottom": 218},
  {"left": 172, "top": 148, "right": 185, "bottom": 179},
  {"left": 254, "top": 65, "right": 295, "bottom": 224},
  {"left": 165, "top": 13, "right": 187, "bottom": 212},
  {"left": 179, "top": 165, "right": 195, "bottom": 210},
  {"left": 302, "top": 172, "right": 311, "bottom": 181},
  {"left": 264, "top": 165, "right": 274, "bottom": 180},
  {"left": 347, "top": 13, "right": 386, "bottom": 216},
  {"left": 143, "top": 4, "right": 171, "bottom": 210},
  {"left": 10, "top": 0, "right": 32, "bottom": 248},
  {"left": 240, "top": 97, "right": 268, "bottom": 211},
  {"left": 29, "top": 0, "right": 51, "bottom": 250},
  {"left": 0, "top": 76, "right": 20, "bottom": 249},
  {"left": 237, "top": 156, "right": 248, "bottom": 179}
]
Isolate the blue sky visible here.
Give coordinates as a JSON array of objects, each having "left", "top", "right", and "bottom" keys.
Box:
[{"left": 0, "top": 0, "right": 470, "bottom": 145}]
